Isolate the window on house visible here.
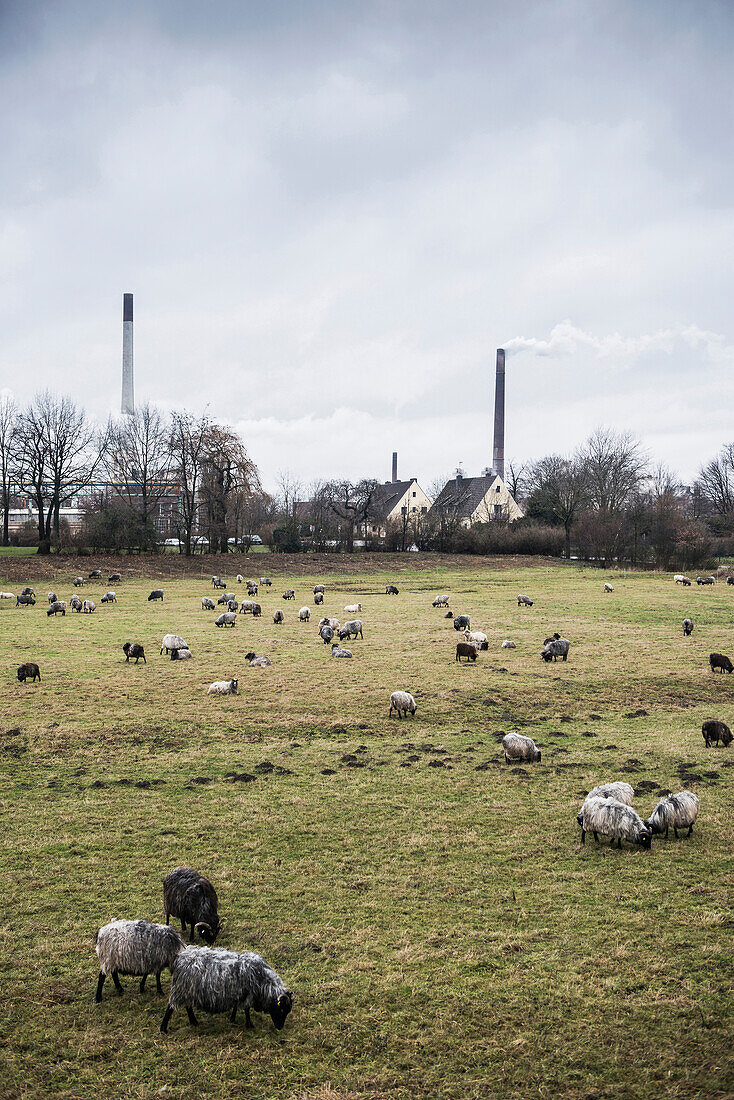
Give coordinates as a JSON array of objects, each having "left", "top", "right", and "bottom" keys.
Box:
[
  {"left": 421, "top": 506, "right": 427, "bottom": 514},
  {"left": 496, "top": 485, "right": 501, "bottom": 492},
  {"left": 412, "top": 491, "right": 416, "bottom": 498},
  {"left": 494, "top": 504, "right": 503, "bottom": 515}
]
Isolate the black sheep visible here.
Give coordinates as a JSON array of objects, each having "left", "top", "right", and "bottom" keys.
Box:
[{"left": 163, "top": 867, "right": 222, "bottom": 944}]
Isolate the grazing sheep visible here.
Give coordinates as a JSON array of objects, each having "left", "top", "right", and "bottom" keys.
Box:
[
  {"left": 543, "top": 633, "right": 561, "bottom": 645},
  {"left": 260, "top": 577, "right": 272, "bottom": 587},
  {"left": 319, "top": 625, "right": 334, "bottom": 645},
  {"left": 226, "top": 599, "right": 238, "bottom": 612},
  {"left": 123, "top": 642, "right": 146, "bottom": 664},
  {"left": 108, "top": 573, "right": 121, "bottom": 583},
  {"left": 282, "top": 589, "right": 295, "bottom": 600},
  {"left": 101, "top": 592, "right": 116, "bottom": 604},
  {"left": 273, "top": 610, "right": 284, "bottom": 624},
  {"left": 581, "top": 781, "right": 635, "bottom": 807},
  {"left": 82, "top": 600, "right": 96, "bottom": 613},
  {"left": 16, "top": 594, "right": 35, "bottom": 607},
  {"left": 48, "top": 592, "right": 58, "bottom": 604},
  {"left": 604, "top": 583, "right": 614, "bottom": 593},
  {"left": 246, "top": 582, "right": 258, "bottom": 596},
  {"left": 160, "top": 946, "right": 293, "bottom": 1035},
  {"left": 517, "top": 594, "right": 533, "bottom": 607},
  {"left": 314, "top": 592, "right": 324, "bottom": 605},
  {"left": 162, "top": 867, "right": 222, "bottom": 944},
  {"left": 20, "top": 587, "right": 34, "bottom": 596},
  {"left": 72, "top": 577, "right": 84, "bottom": 587},
  {"left": 313, "top": 584, "right": 326, "bottom": 595},
  {"left": 577, "top": 796, "right": 652, "bottom": 849},
  {"left": 541, "top": 638, "right": 570, "bottom": 662},
  {"left": 318, "top": 617, "right": 340, "bottom": 632},
  {"left": 236, "top": 575, "right": 244, "bottom": 584},
  {"left": 728, "top": 576, "right": 734, "bottom": 586},
  {"left": 95, "top": 919, "right": 185, "bottom": 1001},
  {"left": 148, "top": 590, "right": 164, "bottom": 602},
  {"left": 0, "top": 592, "right": 14, "bottom": 599},
  {"left": 674, "top": 574, "right": 690, "bottom": 585},
  {"left": 644, "top": 791, "right": 699, "bottom": 838},
  {"left": 710, "top": 652, "right": 734, "bottom": 674},
  {"left": 46, "top": 601, "right": 67, "bottom": 616},
  {"left": 161, "top": 634, "right": 188, "bottom": 655},
  {"left": 201, "top": 597, "right": 215, "bottom": 610},
  {"left": 70, "top": 596, "right": 83, "bottom": 612},
  {"left": 244, "top": 652, "right": 271, "bottom": 667},
  {"left": 239, "top": 600, "right": 261, "bottom": 616},
  {"left": 501, "top": 640, "right": 516, "bottom": 649},
  {"left": 432, "top": 594, "right": 449, "bottom": 607},
  {"left": 386, "top": 585, "right": 399, "bottom": 595},
  {"left": 215, "top": 613, "right": 237, "bottom": 628},
  {"left": 89, "top": 569, "right": 102, "bottom": 579},
  {"left": 464, "top": 630, "right": 488, "bottom": 650},
  {"left": 212, "top": 577, "right": 226, "bottom": 589},
  {"left": 171, "top": 648, "right": 192, "bottom": 660},
  {"left": 389, "top": 690, "right": 416, "bottom": 718},
  {"left": 17, "top": 662, "right": 41, "bottom": 683},
  {"left": 331, "top": 643, "right": 352, "bottom": 658},
  {"left": 339, "top": 619, "right": 363, "bottom": 640},
  {"left": 217, "top": 592, "right": 236, "bottom": 605},
  {"left": 683, "top": 618, "right": 694, "bottom": 636},
  {"left": 697, "top": 576, "right": 715, "bottom": 585},
  {"left": 455, "top": 642, "right": 478, "bottom": 663},
  {"left": 453, "top": 615, "right": 471, "bottom": 631},
  {"left": 207, "top": 679, "right": 239, "bottom": 695},
  {"left": 445, "top": 611, "right": 454, "bottom": 619},
  {"left": 298, "top": 607, "right": 311, "bottom": 622},
  {"left": 344, "top": 603, "right": 362, "bottom": 614},
  {"left": 702, "top": 719, "right": 732, "bottom": 747},
  {"left": 501, "top": 733, "right": 541, "bottom": 764}
]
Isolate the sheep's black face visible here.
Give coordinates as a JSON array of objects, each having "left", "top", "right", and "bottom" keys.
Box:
[
  {"left": 270, "top": 992, "right": 293, "bottom": 1030},
  {"left": 195, "top": 921, "right": 219, "bottom": 944},
  {"left": 535, "top": 750, "right": 542, "bottom": 762},
  {"left": 576, "top": 811, "right": 583, "bottom": 827},
  {"left": 17, "top": 669, "right": 24, "bottom": 682},
  {"left": 638, "top": 830, "right": 652, "bottom": 849}
]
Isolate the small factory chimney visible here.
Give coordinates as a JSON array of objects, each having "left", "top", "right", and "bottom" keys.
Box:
[
  {"left": 122, "top": 293, "right": 134, "bottom": 415},
  {"left": 391, "top": 452, "right": 398, "bottom": 483},
  {"left": 492, "top": 348, "right": 505, "bottom": 481}
]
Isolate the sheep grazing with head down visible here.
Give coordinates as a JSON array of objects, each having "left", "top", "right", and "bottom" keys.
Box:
[
  {"left": 201, "top": 597, "right": 215, "bottom": 611},
  {"left": 683, "top": 618, "right": 694, "bottom": 636},
  {"left": 161, "top": 634, "right": 187, "bottom": 655},
  {"left": 160, "top": 946, "right": 293, "bottom": 1035},
  {"left": 314, "top": 592, "right": 324, "bottom": 605},
  {"left": 273, "top": 609, "right": 284, "bottom": 624},
  {"left": 47, "top": 601, "right": 67, "bottom": 616},
  {"left": 453, "top": 615, "right": 471, "bottom": 632},
  {"left": 702, "top": 719, "right": 732, "bottom": 747},
  {"left": 697, "top": 575, "right": 715, "bottom": 585},
  {"left": 208, "top": 679, "right": 238, "bottom": 695},
  {"left": 236, "top": 575, "right": 244, "bottom": 584},
  {"left": 95, "top": 919, "right": 185, "bottom": 1001},
  {"left": 542, "top": 638, "right": 570, "bottom": 662},
  {"left": 108, "top": 573, "right": 121, "bottom": 583},
  {"left": 16, "top": 594, "right": 35, "bottom": 607},
  {"left": 70, "top": 595, "right": 83, "bottom": 612},
  {"left": 260, "top": 577, "right": 272, "bottom": 587},
  {"left": 123, "top": 642, "right": 146, "bottom": 664},
  {"left": 72, "top": 577, "right": 84, "bottom": 587},
  {"left": 283, "top": 589, "right": 295, "bottom": 600},
  {"left": 313, "top": 584, "right": 326, "bottom": 596},
  {"left": 218, "top": 592, "right": 235, "bottom": 605},
  {"left": 645, "top": 791, "right": 699, "bottom": 839},
  {"left": 674, "top": 574, "right": 690, "bottom": 585},
  {"left": 17, "top": 662, "right": 41, "bottom": 683},
  {"left": 389, "top": 690, "right": 416, "bottom": 718},
  {"left": 319, "top": 625, "right": 334, "bottom": 645},
  {"left": 432, "top": 594, "right": 449, "bottom": 607},
  {"left": 298, "top": 607, "right": 311, "bottom": 622},
  {"left": 162, "top": 867, "right": 222, "bottom": 944},
  {"left": 212, "top": 576, "right": 226, "bottom": 589},
  {"left": 215, "top": 613, "right": 237, "bottom": 628},
  {"left": 82, "top": 600, "right": 96, "bottom": 613},
  {"left": 455, "top": 642, "right": 478, "bottom": 663},
  {"left": 386, "top": 584, "right": 399, "bottom": 595},
  {"left": 89, "top": 569, "right": 102, "bottom": 579},
  {"left": 710, "top": 652, "right": 733, "bottom": 674},
  {"left": 331, "top": 643, "right": 352, "bottom": 658},
  {"left": 517, "top": 594, "right": 533, "bottom": 607},
  {"left": 101, "top": 592, "right": 116, "bottom": 604},
  {"left": 501, "top": 733, "right": 541, "bottom": 764},
  {"left": 577, "top": 796, "right": 651, "bottom": 849},
  {"left": 48, "top": 592, "right": 58, "bottom": 604},
  {"left": 246, "top": 582, "right": 258, "bottom": 596},
  {"left": 148, "top": 589, "right": 164, "bottom": 602},
  {"left": 339, "top": 620, "right": 363, "bottom": 640},
  {"left": 604, "top": 583, "right": 614, "bottom": 593}
]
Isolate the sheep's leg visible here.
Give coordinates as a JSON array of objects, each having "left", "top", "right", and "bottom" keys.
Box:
[
  {"left": 139, "top": 974, "right": 148, "bottom": 993},
  {"left": 593, "top": 831, "right": 599, "bottom": 842},
  {"left": 580, "top": 829, "right": 586, "bottom": 845},
  {"left": 112, "top": 971, "right": 124, "bottom": 994},
  {"left": 674, "top": 825, "right": 679, "bottom": 838},
  {"left": 156, "top": 971, "right": 163, "bottom": 994},
  {"left": 186, "top": 1006, "right": 198, "bottom": 1027},
  {"left": 95, "top": 972, "right": 106, "bottom": 1002},
  {"left": 230, "top": 1005, "right": 237, "bottom": 1023},
  {"left": 245, "top": 1008, "right": 254, "bottom": 1029},
  {"left": 160, "top": 1006, "right": 174, "bottom": 1033},
  {"left": 665, "top": 827, "right": 669, "bottom": 839},
  {"left": 688, "top": 824, "right": 693, "bottom": 836},
  {"left": 188, "top": 923, "right": 194, "bottom": 942}
]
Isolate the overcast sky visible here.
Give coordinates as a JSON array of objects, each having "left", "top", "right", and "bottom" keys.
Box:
[{"left": 2, "top": 0, "right": 732, "bottom": 492}]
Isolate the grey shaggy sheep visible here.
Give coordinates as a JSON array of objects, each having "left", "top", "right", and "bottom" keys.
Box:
[
  {"left": 161, "top": 634, "right": 187, "bottom": 655},
  {"left": 215, "top": 612, "right": 237, "bottom": 627},
  {"left": 710, "top": 652, "right": 733, "bottom": 674},
  {"left": 47, "top": 601, "right": 67, "bottom": 616},
  {"left": 217, "top": 592, "right": 236, "bottom": 605},
  {"left": 123, "top": 642, "right": 146, "bottom": 663},
  {"left": 260, "top": 577, "right": 272, "bottom": 587},
  {"left": 17, "top": 662, "right": 41, "bottom": 683},
  {"left": 101, "top": 591, "right": 116, "bottom": 604},
  {"left": 207, "top": 679, "right": 238, "bottom": 695},
  {"left": 108, "top": 573, "right": 121, "bottom": 583},
  {"left": 697, "top": 576, "right": 715, "bottom": 585},
  {"left": 501, "top": 640, "right": 516, "bottom": 649},
  {"left": 298, "top": 607, "right": 311, "bottom": 622},
  {"left": 578, "top": 796, "right": 652, "bottom": 849},
  {"left": 201, "top": 597, "right": 215, "bottom": 610},
  {"left": 160, "top": 946, "right": 293, "bottom": 1034},
  {"left": 389, "top": 691, "right": 416, "bottom": 718},
  {"left": 70, "top": 596, "right": 82, "bottom": 612},
  {"left": 702, "top": 719, "right": 732, "bottom": 747},
  {"left": 339, "top": 619, "right": 363, "bottom": 640},
  {"left": 82, "top": 599, "right": 96, "bottom": 613},
  {"left": 314, "top": 592, "right": 324, "bottom": 605},
  {"left": 282, "top": 589, "right": 295, "bottom": 600},
  {"left": 171, "top": 648, "right": 192, "bottom": 660},
  {"left": 319, "top": 625, "right": 334, "bottom": 645},
  {"left": 95, "top": 919, "right": 185, "bottom": 1001},
  {"left": 502, "top": 733, "right": 541, "bottom": 763},
  {"left": 72, "top": 577, "right": 84, "bottom": 587},
  {"left": 16, "top": 594, "right": 35, "bottom": 607},
  {"left": 148, "top": 589, "right": 164, "bottom": 601},
  {"left": 20, "top": 587, "right": 34, "bottom": 596},
  {"left": 313, "top": 584, "right": 326, "bottom": 595},
  {"left": 683, "top": 618, "right": 694, "bottom": 636},
  {"left": 162, "top": 867, "right": 222, "bottom": 944},
  {"left": 541, "top": 638, "right": 570, "bottom": 662},
  {"left": 432, "top": 594, "right": 449, "bottom": 607},
  {"left": 89, "top": 569, "right": 102, "bottom": 579},
  {"left": 47, "top": 592, "right": 58, "bottom": 604},
  {"left": 331, "top": 643, "right": 352, "bottom": 658},
  {"left": 644, "top": 791, "right": 699, "bottom": 838},
  {"left": 583, "top": 781, "right": 635, "bottom": 807},
  {"left": 453, "top": 615, "right": 471, "bottom": 631},
  {"left": 517, "top": 594, "right": 533, "bottom": 607},
  {"left": 273, "top": 610, "right": 284, "bottom": 624}
]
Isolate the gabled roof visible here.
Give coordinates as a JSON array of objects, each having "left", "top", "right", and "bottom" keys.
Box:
[
  {"left": 369, "top": 480, "right": 417, "bottom": 523},
  {"left": 430, "top": 474, "right": 498, "bottom": 519}
]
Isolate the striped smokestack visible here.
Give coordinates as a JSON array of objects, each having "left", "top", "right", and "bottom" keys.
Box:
[
  {"left": 392, "top": 451, "right": 398, "bottom": 483},
  {"left": 492, "top": 348, "right": 505, "bottom": 481},
  {"left": 122, "top": 293, "right": 134, "bottom": 415}
]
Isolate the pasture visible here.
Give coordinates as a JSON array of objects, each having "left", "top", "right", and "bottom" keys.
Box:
[{"left": 0, "top": 556, "right": 732, "bottom": 1100}]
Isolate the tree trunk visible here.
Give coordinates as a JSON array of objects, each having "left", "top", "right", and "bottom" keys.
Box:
[{"left": 564, "top": 525, "right": 572, "bottom": 559}]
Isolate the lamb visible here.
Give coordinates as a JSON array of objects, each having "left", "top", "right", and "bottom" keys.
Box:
[
  {"left": 17, "top": 662, "right": 41, "bottom": 683},
  {"left": 432, "top": 594, "right": 449, "bottom": 607},
  {"left": 101, "top": 591, "right": 116, "bottom": 603},
  {"left": 702, "top": 719, "right": 732, "bottom": 747},
  {"left": 207, "top": 679, "right": 239, "bottom": 695},
  {"left": 464, "top": 630, "right": 488, "bottom": 650},
  {"left": 445, "top": 611, "right": 454, "bottom": 619},
  {"left": 201, "top": 597, "right": 215, "bottom": 610},
  {"left": 577, "top": 796, "right": 651, "bottom": 849},
  {"left": 604, "top": 583, "right": 614, "bottom": 593},
  {"left": 389, "top": 690, "right": 416, "bottom": 718},
  {"left": 236, "top": 575, "right": 244, "bottom": 584},
  {"left": 501, "top": 640, "right": 516, "bottom": 649},
  {"left": 160, "top": 946, "right": 293, "bottom": 1035},
  {"left": 319, "top": 625, "right": 334, "bottom": 645},
  {"left": 580, "top": 781, "right": 635, "bottom": 808},
  {"left": 245, "top": 652, "right": 272, "bottom": 667},
  {"left": 171, "top": 648, "right": 192, "bottom": 660},
  {"left": 386, "top": 585, "right": 399, "bottom": 595},
  {"left": 318, "top": 617, "right": 339, "bottom": 631},
  {"left": 260, "top": 577, "right": 272, "bottom": 587},
  {"left": 344, "top": 603, "right": 362, "bottom": 614},
  {"left": 517, "top": 594, "right": 533, "bottom": 607},
  {"left": 123, "top": 642, "right": 146, "bottom": 664},
  {"left": 339, "top": 619, "right": 363, "bottom": 640},
  {"left": 72, "top": 577, "right": 84, "bottom": 587},
  {"left": 541, "top": 638, "right": 570, "bottom": 662},
  {"left": 16, "top": 594, "right": 35, "bottom": 607},
  {"left": 108, "top": 573, "right": 122, "bottom": 583},
  {"left": 683, "top": 618, "right": 694, "bottom": 636},
  {"left": 82, "top": 599, "right": 96, "bottom": 613},
  {"left": 46, "top": 601, "right": 67, "bottom": 616},
  {"left": 148, "top": 590, "right": 164, "bottom": 602},
  {"left": 217, "top": 593, "right": 236, "bottom": 605},
  {"left": 273, "top": 610, "right": 284, "bottom": 624},
  {"left": 95, "top": 919, "right": 185, "bottom": 1001},
  {"left": 501, "top": 733, "right": 541, "bottom": 763},
  {"left": 644, "top": 791, "right": 699, "bottom": 838},
  {"left": 162, "top": 867, "right": 222, "bottom": 944},
  {"left": 330, "top": 643, "right": 352, "bottom": 658},
  {"left": 298, "top": 607, "right": 311, "bottom": 622},
  {"left": 453, "top": 614, "right": 471, "bottom": 631},
  {"left": 455, "top": 642, "right": 478, "bottom": 663},
  {"left": 282, "top": 589, "right": 295, "bottom": 600},
  {"left": 161, "top": 634, "right": 188, "bottom": 655},
  {"left": 48, "top": 592, "right": 58, "bottom": 604},
  {"left": 70, "top": 595, "right": 83, "bottom": 612},
  {"left": 313, "top": 584, "right": 326, "bottom": 595},
  {"left": 314, "top": 592, "right": 324, "bottom": 605},
  {"left": 215, "top": 613, "right": 237, "bottom": 628},
  {"left": 674, "top": 574, "right": 690, "bottom": 585},
  {"left": 710, "top": 652, "right": 734, "bottom": 674}
]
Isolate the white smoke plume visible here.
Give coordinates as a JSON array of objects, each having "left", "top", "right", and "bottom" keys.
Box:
[{"left": 503, "top": 321, "right": 733, "bottom": 364}]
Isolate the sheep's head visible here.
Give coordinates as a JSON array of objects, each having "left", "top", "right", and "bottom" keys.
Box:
[
  {"left": 194, "top": 919, "right": 222, "bottom": 944},
  {"left": 637, "top": 828, "right": 652, "bottom": 849},
  {"left": 534, "top": 748, "right": 542, "bottom": 762},
  {"left": 270, "top": 991, "right": 294, "bottom": 1030},
  {"left": 576, "top": 811, "right": 584, "bottom": 827},
  {"left": 244, "top": 652, "right": 256, "bottom": 662}
]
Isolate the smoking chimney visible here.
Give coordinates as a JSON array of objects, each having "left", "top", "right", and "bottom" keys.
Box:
[
  {"left": 122, "top": 293, "right": 134, "bottom": 415},
  {"left": 492, "top": 348, "right": 505, "bottom": 481},
  {"left": 392, "top": 451, "right": 398, "bottom": 483}
]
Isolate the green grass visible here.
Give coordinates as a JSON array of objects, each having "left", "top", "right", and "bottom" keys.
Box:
[{"left": 0, "top": 557, "right": 732, "bottom": 1100}]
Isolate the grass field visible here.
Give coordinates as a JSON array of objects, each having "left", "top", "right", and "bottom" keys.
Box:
[{"left": 1, "top": 555, "right": 732, "bottom": 1100}]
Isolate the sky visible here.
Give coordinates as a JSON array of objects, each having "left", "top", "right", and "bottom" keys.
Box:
[{"left": 1, "top": 0, "right": 733, "bottom": 493}]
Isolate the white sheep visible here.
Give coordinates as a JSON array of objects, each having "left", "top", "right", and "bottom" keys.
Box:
[
  {"left": 464, "top": 630, "right": 488, "bottom": 650},
  {"left": 318, "top": 617, "right": 340, "bottom": 631},
  {"left": 389, "top": 691, "right": 416, "bottom": 718},
  {"left": 501, "top": 733, "right": 541, "bottom": 763},
  {"left": 201, "top": 597, "right": 215, "bottom": 610},
  {"left": 95, "top": 919, "right": 185, "bottom": 1001},
  {"left": 171, "top": 648, "right": 192, "bottom": 661},
  {"left": 82, "top": 599, "right": 96, "bottom": 613},
  {"left": 344, "top": 603, "right": 362, "bottom": 614},
  {"left": 236, "top": 574, "right": 244, "bottom": 583},
  {"left": 583, "top": 781, "right": 634, "bottom": 807},
  {"left": 604, "top": 582, "right": 614, "bottom": 593},
  {"left": 298, "top": 607, "right": 311, "bottom": 622},
  {"left": 207, "top": 679, "right": 239, "bottom": 695},
  {"left": 644, "top": 791, "right": 699, "bottom": 838},
  {"left": 501, "top": 640, "right": 516, "bottom": 649},
  {"left": 0, "top": 592, "right": 14, "bottom": 600},
  {"left": 161, "top": 634, "right": 188, "bottom": 655},
  {"left": 432, "top": 594, "right": 450, "bottom": 607}
]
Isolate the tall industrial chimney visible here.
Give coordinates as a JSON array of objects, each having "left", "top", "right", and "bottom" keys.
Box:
[
  {"left": 122, "top": 293, "right": 134, "bottom": 415},
  {"left": 492, "top": 348, "right": 505, "bottom": 481},
  {"left": 391, "top": 452, "right": 398, "bottom": 483}
]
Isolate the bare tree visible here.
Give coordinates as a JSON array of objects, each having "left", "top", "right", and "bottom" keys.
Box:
[
  {"left": 526, "top": 455, "right": 589, "bottom": 559},
  {"left": 696, "top": 442, "right": 734, "bottom": 523},
  {"left": 322, "top": 479, "right": 378, "bottom": 552},
  {"left": 0, "top": 395, "right": 18, "bottom": 545},
  {"left": 580, "top": 427, "right": 647, "bottom": 513},
  {"left": 102, "top": 404, "right": 174, "bottom": 552},
  {"left": 199, "top": 425, "right": 262, "bottom": 553},
  {"left": 504, "top": 459, "right": 529, "bottom": 505},
  {"left": 273, "top": 470, "right": 303, "bottom": 552},
  {"left": 169, "top": 410, "right": 212, "bottom": 555}
]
